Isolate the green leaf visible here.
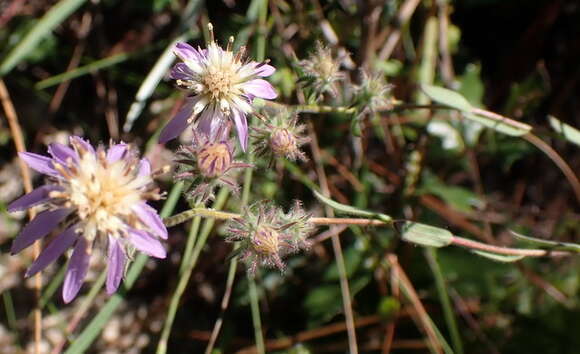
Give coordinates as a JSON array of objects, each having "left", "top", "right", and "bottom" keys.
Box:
[
  {"left": 471, "top": 250, "right": 525, "bottom": 263},
  {"left": 421, "top": 84, "right": 473, "bottom": 111},
  {"left": 462, "top": 112, "right": 532, "bottom": 137},
  {"left": 395, "top": 221, "right": 453, "bottom": 248},
  {"left": 511, "top": 231, "right": 580, "bottom": 252},
  {"left": 35, "top": 52, "right": 131, "bottom": 89},
  {"left": 313, "top": 190, "right": 392, "bottom": 223},
  {"left": 549, "top": 115, "right": 580, "bottom": 147},
  {"left": 0, "top": 0, "right": 88, "bottom": 76}
]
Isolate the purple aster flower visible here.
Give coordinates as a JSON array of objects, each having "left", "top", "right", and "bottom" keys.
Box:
[
  {"left": 159, "top": 23, "right": 278, "bottom": 151},
  {"left": 8, "top": 137, "right": 167, "bottom": 303}
]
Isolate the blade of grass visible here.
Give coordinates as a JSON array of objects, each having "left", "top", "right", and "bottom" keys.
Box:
[
  {"left": 425, "top": 249, "right": 463, "bottom": 354},
  {"left": 0, "top": 0, "right": 88, "bottom": 76},
  {"left": 63, "top": 181, "right": 183, "bottom": 354},
  {"left": 156, "top": 188, "right": 229, "bottom": 354}
]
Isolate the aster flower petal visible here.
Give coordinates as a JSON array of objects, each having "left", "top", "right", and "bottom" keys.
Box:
[
  {"left": 127, "top": 228, "right": 166, "bottom": 258},
  {"left": 8, "top": 185, "right": 61, "bottom": 212},
  {"left": 106, "top": 236, "right": 126, "bottom": 295},
  {"left": 243, "top": 79, "right": 277, "bottom": 99},
  {"left": 48, "top": 143, "right": 77, "bottom": 164},
  {"left": 63, "top": 237, "right": 91, "bottom": 303},
  {"left": 25, "top": 225, "right": 78, "bottom": 277},
  {"left": 18, "top": 152, "right": 58, "bottom": 176},
  {"left": 232, "top": 109, "right": 249, "bottom": 151},
  {"left": 174, "top": 42, "right": 202, "bottom": 62},
  {"left": 170, "top": 63, "right": 195, "bottom": 81},
  {"left": 132, "top": 203, "right": 168, "bottom": 239},
  {"left": 159, "top": 98, "right": 197, "bottom": 143},
  {"left": 70, "top": 136, "right": 95, "bottom": 155},
  {"left": 106, "top": 143, "right": 128, "bottom": 163},
  {"left": 137, "top": 158, "right": 151, "bottom": 176},
  {"left": 253, "top": 63, "right": 276, "bottom": 77},
  {"left": 11, "top": 208, "right": 72, "bottom": 255}
]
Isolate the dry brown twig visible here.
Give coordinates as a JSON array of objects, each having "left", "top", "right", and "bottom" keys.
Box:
[{"left": 0, "top": 79, "right": 42, "bottom": 354}]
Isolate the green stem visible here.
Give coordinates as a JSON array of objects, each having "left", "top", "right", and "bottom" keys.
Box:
[
  {"left": 156, "top": 188, "right": 229, "bottom": 354},
  {"left": 425, "top": 248, "right": 464, "bottom": 354},
  {"left": 179, "top": 213, "right": 202, "bottom": 275},
  {"left": 248, "top": 273, "right": 265, "bottom": 353}
]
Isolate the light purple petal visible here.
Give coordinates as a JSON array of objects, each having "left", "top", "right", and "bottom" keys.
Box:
[
  {"left": 252, "top": 63, "right": 276, "bottom": 77},
  {"left": 11, "top": 208, "right": 72, "bottom": 254},
  {"left": 158, "top": 98, "right": 197, "bottom": 143},
  {"left": 25, "top": 225, "right": 78, "bottom": 277},
  {"left": 8, "top": 185, "right": 61, "bottom": 212},
  {"left": 106, "top": 236, "right": 126, "bottom": 295},
  {"left": 128, "top": 228, "right": 166, "bottom": 259},
  {"left": 243, "top": 79, "right": 277, "bottom": 99},
  {"left": 69, "top": 136, "right": 95, "bottom": 155},
  {"left": 18, "top": 152, "right": 58, "bottom": 176},
  {"left": 137, "top": 159, "right": 151, "bottom": 177},
  {"left": 48, "top": 143, "right": 77, "bottom": 164},
  {"left": 170, "top": 63, "right": 195, "bottom": 80},
  {"left": 232, "top": 109, "right": 249, "bottom": 152},
  {"left": 173, "top": 42, "right": 201, "bottom": 61},
  {"left": 106, "top": 143, "right": 128, "bottom": 163},
  {"left": 132, "top": 203, "right": 167, "bottom": 239},
  {"left": 62, "top": 237, "right": 91, "bottom": 303}
]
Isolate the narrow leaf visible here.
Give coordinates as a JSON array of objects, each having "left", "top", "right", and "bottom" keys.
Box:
[
  {"left": 395, "top": 221, "right": 453, "bottom": 248},
  {"left": 549, "top": 115, "right": 580, "bottom": 147},
  {"left": 511, "top": 231, "right": 580, "bottom": 252},
  {"left": 0, "top": 0, "right": 88, "bottom": 76},
  {"left": 421, "top": 84, "right": 473, "bottom": 111},
  {"left": 463, "top": 112, "right": 531, "bottom": 137},
  {"left": 471, "top": 250, "right": 525, "bottom": 263},
  {"left": 313, "top": 190, "right": 392, "bottom": 222}
]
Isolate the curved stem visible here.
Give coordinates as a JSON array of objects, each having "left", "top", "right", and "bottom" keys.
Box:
[{"left": 451, "top": 236, "right": 571, "bottom": 257}]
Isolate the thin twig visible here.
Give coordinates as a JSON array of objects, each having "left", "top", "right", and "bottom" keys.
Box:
[
  {"left": 522, "top": 133, "right": 580, "bottom": 203},
  {"left": 0, "top": 79, "right": 42, "bottom": 354}
]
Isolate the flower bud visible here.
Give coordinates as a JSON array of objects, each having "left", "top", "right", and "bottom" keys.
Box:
[
  {"left": 251, "top": 225, "right": 280, "bottom": 256},
  {"left": 270, "top": 128, "right": 297, "bottom": 157},
  {"left": 197, "top": 142, "right": 232, "bottom": 178}
]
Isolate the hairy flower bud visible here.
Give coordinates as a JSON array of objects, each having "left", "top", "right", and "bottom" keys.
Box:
[
  {"left": 197, "top": 142, "right": 232, "bottom": 178},
  {"left": 253, "top": 110, "right": 309, "bottom": 162},
  {"left": 175, "top": 124, "right": 251, "bottom": 203},
  {"left": 298, "top": 41, "right": 345, "bottom": 99},
  {"left": 227, "top": 200, "right": 314, "bottom": 274}
]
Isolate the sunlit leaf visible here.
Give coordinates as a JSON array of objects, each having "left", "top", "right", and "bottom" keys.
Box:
[
  {"left": 421, "top": 84, "right": 473, "bottom": 111},
  {"left": 471, "top": 250, "right": 526, "bottom": 263},
  {"left": 395, "top": 221, "right": 453, "bottom": 248},
  {"left": 512, "top": 231, "right": 580, "bottom": 252},
  {"left": 549, "top": 115, "right": 580, "bottom": 147}
]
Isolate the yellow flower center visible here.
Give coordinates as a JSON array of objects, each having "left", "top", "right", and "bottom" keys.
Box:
[{"left": 202, "top": 68, "right": 236, "bottom": 102}]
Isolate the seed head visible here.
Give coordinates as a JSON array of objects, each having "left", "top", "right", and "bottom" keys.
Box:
[
  {"left": 299, "top": 41, "right": 345, "bottom": 99},
  {"left": 227, "top": 200, "right": 314, "bottom": 274},
  {"left": 253, "top": 110, "right": 309, "bottom": 162}
]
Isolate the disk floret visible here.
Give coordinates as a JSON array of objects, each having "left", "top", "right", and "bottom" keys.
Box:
[{"left": 227, "top": 200, "right": 314, "bottom": 274}]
